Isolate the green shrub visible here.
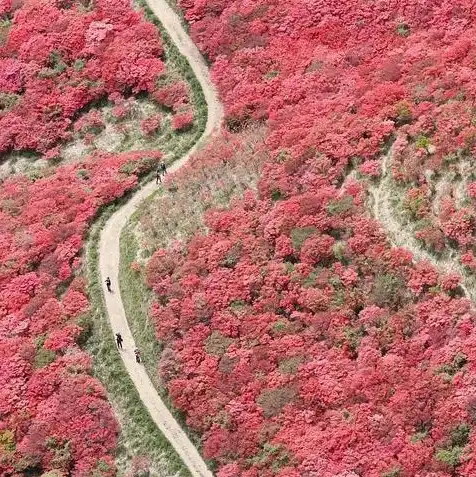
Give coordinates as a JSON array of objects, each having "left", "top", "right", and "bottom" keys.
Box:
[
  {"left": 271, "top": 189, "right": 285, "bottom": 201},
  {"left": 76, "top": 312, "right": 93, "bottom": 346},
  {"left": 204, "top": 331, "right": 233, "bottom": 356},
  {"left": 290, "top": 226, "right": 316, "bottom": 250},
  {"left": 220, "top": 243, "right": 242, "bottom": 268},
  {"left": 229, "top": 300, "right": 247, "bottom": 313},
  {"left": 434, "top": 423, "right": 471, "bottom": 468},
  {"left": 343, "top": 325, "right": 366, "bottom": 355},
  {"left": 76, "top": 169, "right": 90, "bottom": 180},
  {"left": 39, "top": 50, "right": 68, "bottom": 77},
  {"left": 34, "top": 347, "right": 56, "bottom": 369},
  {"left": 435, "top": 447, "right": 463, "bottom": 468},
  {"left": 327, "top": 196, "right": 353, "bottom": 216},
  {"left": 302, "top": 270, "right": 318, "bottom": 288},
  {"left": 257, "top": 387, "right": 296, "bottom": 418},
  {"left": 415, "top": 134, "right": 431, "bottom": 150},
  {"left": 396, "top": 23, "right": 410, "bottom": 37},
  {"left": 120, "top": 161, "right": 137, "bottom": 175},
  {"left": 73, "top": 59, "right": 85, "bottom": 71},
  {"left": 249, "top": 442, "right": 291, "bottom": 472},
  {"left": 264, "top": 70, "right": 279, "bottom": 80},
  {"left": 450, "top": 423, "right": 471, "bottom": 447},
  {"left": 272, "top": 320, "right": 287, "bottom": 333},
  {"left": 0, "top": 92, "right": 19, "bottom": 112},
  {"left": 371, "top": 273, "right": 407, "bottom": 308},
  {"left": 278, "top": 356, "right": 302, "bottom": 374},
  {"left": 411, "top": 430, "right": 429, "bottom": 443},
  {"left": 332, "top": 241, "right": 348, "bottom": 263},
  {"left": 437, "top": 353, "right": 468, "bottom": 379}
]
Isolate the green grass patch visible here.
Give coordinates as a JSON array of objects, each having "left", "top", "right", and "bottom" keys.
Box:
[
  {"left": 119, "top": 224, "right": 206, "bottom": 454},
  {"left": 86, "top": 196, "right": 192, "bottom": 477}
]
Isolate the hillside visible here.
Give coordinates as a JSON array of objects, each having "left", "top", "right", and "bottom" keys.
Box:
[
  {"left": 4, "top": 0, "right": 476, "bottom": 476},
  {"left": 133, "top": 0, "right": 476, "bottom": 476},
  {"left": 0, "top": 0, "right": 200, "bottom": 474}
]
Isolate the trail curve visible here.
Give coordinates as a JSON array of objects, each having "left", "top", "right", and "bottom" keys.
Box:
[
  {"left": 370, "top": 147, "right": 473, "bottom": 301},
  {"left": 99, "top": 1, "right": 223, "bottom": 475}
]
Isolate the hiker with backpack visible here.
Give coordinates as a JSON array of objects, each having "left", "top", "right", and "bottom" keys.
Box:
[{"left": 105, "top": 276, "right": 112, "bottom": 293}]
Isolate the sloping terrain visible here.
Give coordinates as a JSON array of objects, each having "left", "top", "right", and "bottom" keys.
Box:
[
  {"left": 0, "top": 0, "right": 203, "bottom": 474},
  {"left": 98, "top": 0, "right": 222, "bottom": 475},
  {"left": 130, "top": 1, "right": 476, "bottom": 476}
]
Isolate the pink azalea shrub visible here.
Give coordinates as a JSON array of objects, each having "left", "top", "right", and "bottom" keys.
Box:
[
  {"left": 0, "top": 0, "right": 175, "bottom": 473},
  {"left": 141, "top": 114, "right": 162, "bottom": 136},
  {"left": 171, "top": 111, "right": 194, "bottom": 131}
]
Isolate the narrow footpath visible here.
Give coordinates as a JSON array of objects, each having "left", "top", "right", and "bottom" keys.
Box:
[
  {"left": 99, "top": 0, "right": 223, "bottom": 475},
  {"left": 369, "top": 147, "right": 472, "bottom": 301}
]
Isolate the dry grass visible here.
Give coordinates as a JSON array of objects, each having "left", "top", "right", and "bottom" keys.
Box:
[
  {"left": 0, "top": 151, "right": 48, "bottom": 180},
  {"left": 257, "top": 387, "right": 297, "bottom": 418},
  {"left": 61, "top": 96, "right": 197, "bottom": 164},
  {"left": 135, "top": 125, "right": 267, "bottom": 257}
]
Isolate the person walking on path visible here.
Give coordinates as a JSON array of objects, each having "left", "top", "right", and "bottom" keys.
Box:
[
  {"left": 160, "top": 161, "right": 167, "bottom": 176},
  {"left": 115, "top": 332, "right": 123, "bottom": 350},
  {"left": 105, "top": 276, "right": 112, "bottom": 293},
  {"left": 134, "top": 348, "right": 141, "bottom": 363}
]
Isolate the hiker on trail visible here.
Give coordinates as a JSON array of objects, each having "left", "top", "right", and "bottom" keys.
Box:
[
  {"left": 105, "top": 276, "right": 112, "bottom": 293},
  {"left": 156, "top": 167, "right": 162, "bottom": 184},
  {"left": 115, "top": 333, "right": 123, "bottom": 350},
  {"left": 160, "top": 161, "right": 167, "bottom": 176},
  {"left": 134, "top": 348, "right": 141, "bottom": 363}
]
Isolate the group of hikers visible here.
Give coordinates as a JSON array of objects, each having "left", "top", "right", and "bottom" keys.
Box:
[
  {"left": 156, "top": 160, "right": 167, "bottom": 184},
  {"left": 103, "top": 161, "right": 168, "bottom": 362},
  {"left": 115, "top": 332, "right": 141, "bottom": 363},
  {"left": 105, "top": 276, "right": 142, "bottom": 363}
]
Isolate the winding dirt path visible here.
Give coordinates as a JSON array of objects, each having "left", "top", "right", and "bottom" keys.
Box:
[
  {"left": 369, "top": 147, "right": 473, "bottom": 301},
  {"left": 99, "top": 1, "right": 223, "bottom": 475}
]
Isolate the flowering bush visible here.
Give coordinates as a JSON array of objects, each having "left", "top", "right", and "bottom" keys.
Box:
[
  {"left": 359, "top": 159, "right": 381, "bottom": 178},
  {"left": 0, "top": 0, "right": 174, "bottom": 472},
  {"left": 0, "top": 0, "right": 191, "bottom": 154},
  {"left": 152, "top": 81, "right": 190, "bottom": 111},
  {"left": 0, "top": 149, "right": 162, "bottom": 476},
  {"left": 140, "top": 114, "right": 162, "bottom": 136},
  {"left": 74, "top": 110, "right": 105, "bottom": 137},
  {"left": 138, "top": 0, "right": 476, "bottom": 474},
  {"left": 171, "top": 111, "right": 194, "bottom": 131}
]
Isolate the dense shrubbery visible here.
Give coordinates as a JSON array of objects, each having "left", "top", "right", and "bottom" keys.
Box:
[
  {"left": 142, "top": 0, "right": 476, "bottom": 475},
  {"left": 0, "top": 0, "right": 193, "bottom": 473},
  {"left": 0, "top": 149, "right": 163, "bottom": 476},
  {"left": 0, "top": 0, "right": 194, "bottom": 155}
]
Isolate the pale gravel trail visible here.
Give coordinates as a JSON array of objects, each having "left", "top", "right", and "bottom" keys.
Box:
[
  {"left": 99, "top": 0, "right": 223, "bottom": 475},
  {"left": 370, "top": 148, "right": 472, "bottom": 301}
]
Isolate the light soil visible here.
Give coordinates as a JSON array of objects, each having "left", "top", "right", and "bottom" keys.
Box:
[
  {"left": 369, "top": 147, "right": 473, "bottom": 301},
  {"left": 99, "top": 0, "right": 223, "bottom": 475}
]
